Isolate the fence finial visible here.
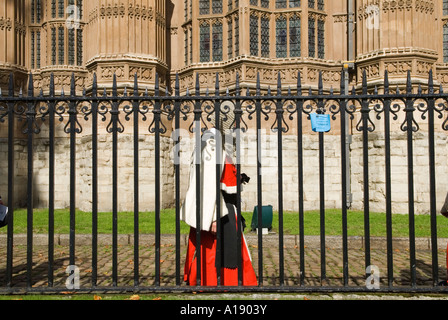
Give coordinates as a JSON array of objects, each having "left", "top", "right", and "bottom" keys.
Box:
[
  {"left": 215, "top": 73, "right": 219, "bottom": 96},
  {"left": 175, "top": 73, "right": 180, "bottom": 97},
  {"left": 406, "top": 70, "right": 412, "bottom": 94},
  {"left": 362, "top": 70, "right": 367, "bottom": 95},
  {"left": 71, "top": 73, "right": 76, "bottom": 97},
  {"left": 92, "top": 73, "right": 97, "bottom": 97},
  {"left": 28, "top": 73, "right": 34, "bottom": 97},
  {"left": 50, "top": 73, "right": 55, "bottom": 97},
  {"left": 7, "top": 73, "right": 14, "bottom": 97},
  {"left": 384, "top": 70, "right": 389, "bottom": 94},
  {"left": 195, "top": 73, "right": 200, "bottom": 96},
  {"left": 133, "top": 73, "right": 139, "bottom": 96},
  {"left": 340, "top": 69, "right": 345, "bottom": 94},
  {"left": 113, "top": 73, "right": 117, "bottom": 97},
  {"left": 428, "top": 69, "right": 434, "bottom": 94},
  {"left": 277, "top": 72, "right": 282, "bottom": 96},
  {"left": 318, "top": 71, "right": 323, "bottom": 95},
  {"left": 155, "top": 73, "right": 160, "bottom": 97},
  {"left": 236, "top": 72, "right": 240, "bottom": 96},
  {"left": 297, "top": 71, "right": 302, "bottom": 96}
]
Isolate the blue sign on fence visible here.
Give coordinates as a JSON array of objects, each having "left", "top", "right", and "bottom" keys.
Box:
[{"left": 310, "top": 113, "right": 331, "bottom": 133}]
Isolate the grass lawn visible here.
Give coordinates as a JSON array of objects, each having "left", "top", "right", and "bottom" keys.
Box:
[{"left": 1, "top": 208, "right": 448, "bottom": 238}]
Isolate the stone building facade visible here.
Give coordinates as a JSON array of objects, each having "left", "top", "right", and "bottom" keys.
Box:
[{"left": 0, "top": 0, "right": 447, "bottom": 215}]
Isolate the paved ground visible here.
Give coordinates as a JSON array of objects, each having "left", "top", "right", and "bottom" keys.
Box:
[{"left": 0, "top": 233, "right": 447, "bottom": 291}]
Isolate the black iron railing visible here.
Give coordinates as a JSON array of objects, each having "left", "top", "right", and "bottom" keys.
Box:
[{"left": 0, "top": 69, "right": 448, "bottom": 294}]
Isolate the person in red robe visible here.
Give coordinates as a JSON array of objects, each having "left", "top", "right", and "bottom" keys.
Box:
[{"left": 180, "top": 106, "right": 257, "bottom": 287}]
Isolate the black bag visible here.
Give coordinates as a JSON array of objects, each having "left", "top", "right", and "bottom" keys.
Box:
[{"left": 0, "top": 204, "right": 8, "bottom": 228}]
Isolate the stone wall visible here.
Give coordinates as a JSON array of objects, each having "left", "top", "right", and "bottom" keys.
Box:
[{"left": 0, "top": 112, "right": 447, "bottom": 216}]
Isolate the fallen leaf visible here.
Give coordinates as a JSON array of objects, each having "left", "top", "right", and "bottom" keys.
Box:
[
  {"left": 93, "top": 295, "right": 102, "bottom": 300},
  {"left": 153, "top": 297, "right": 162, "bottom": 300},
  {"left": 129, "top": 294, "right": 140, "bottom": 300}
]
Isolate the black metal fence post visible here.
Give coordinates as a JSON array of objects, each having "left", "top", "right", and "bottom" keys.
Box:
[
  {"left": 255, "top": 73, "right": 264, "bottom": 287},
  {"left": 132, "top": 73, "right": 140, "bottom": 288},
  {"left": 339, "top": 70, "right": 349, "bottom": 287},
  {"left": 6, "top": 73, "right": 15, "bottom": 288},
  {"left": 91, "top": 73, "right": 99, "bottom": 288},
  {"left": 275, "top": 73, "right": 285, "bottom": 286},
  {"left": 26, "top": 73, "right": 35, "bottom": 289},
  {"left": 426, "top": 70, "right": 439, "bottom": 286},
  {"left": 403, "top": 71, "right": 417, "bottom": 288},
  {"left": 357, "top": 70, "right": 372, "bottom": 275},
  {"left": 382, "top": 70, "right": 394, "bottom": 288},
  {"left": 47, "top": 73, "right": 55, "bottom": 287},
  {"left": 68, "top": 74, "right": 79, "bottom": 285}
]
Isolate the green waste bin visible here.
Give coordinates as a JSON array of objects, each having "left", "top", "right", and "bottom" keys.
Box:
[{"left": 251, "top": 205, "right": 273, "bottom": 231}]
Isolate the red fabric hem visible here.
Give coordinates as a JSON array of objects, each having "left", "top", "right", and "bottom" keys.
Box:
[{"left": 184, "top": 228, "right": 258, "bottom": 287}]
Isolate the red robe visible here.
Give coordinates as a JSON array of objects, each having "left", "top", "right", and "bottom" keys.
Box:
[{"left": 184, "top": 157, "right": 257, "bottom": 286}]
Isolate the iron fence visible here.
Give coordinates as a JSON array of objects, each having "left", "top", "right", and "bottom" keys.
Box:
[{"left": 0, "top": 69, "right": 448, "bottom": 294}]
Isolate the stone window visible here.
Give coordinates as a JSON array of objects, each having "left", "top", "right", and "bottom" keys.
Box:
[
  {"left": 58, "top": 0, "right": 65, "bottom": 18},
  {"left": 277, "top": 0, "right": 300, "bottom": 7},
  {"left": 317, "top": 19, "right": 325, "bottom": 59},
  {"left": 58, "top": 26, "right": 64, "bottom": 65},
  {"left": 51, "top": 28, "right": 56, "bottom": 65},
  {"left": 250, "top": 15, "right": 259, "bottom": 56},
  {"left": 261, "top": 16, "right": 270, "bottom": 58},
  {"left": 51, "top": 0, "right": 56, "bottom": 18},
  {"left": 36, "top": 31, "right": 41, "bottom": 68},
  {"left": 276, "top": 17, "right": 287, "bottom": 58},
  {"left": 31, "top": 0, "right": 42, "bottom": 24},
  {"left": 68, "top": 28, "right": 75, "bottom": 65},
  {"left": 77, "top": 0, "right": 83, "bottom": 19},
  {"left": 317, "top": 0, "right": 324, "bottom": 11},
  {"left": 276, "top": 0, "right": 287, "bottom": 9},
  {"left": 212, "top": 22, "right": 223, "bottom": 61},
  {"left": 289, "top": 0, "right": 300, "bottom": 8},
  {"left": 77, "top": 29, "right": 83, "bottom": 66},
  {"left": 276, "top": 15, "right": 301, "bottom": 59},
  {"left": 212, "top": 0, "right": 223, "bottom": 14},
  {"left": 190, "top": 30, "right": 193, "bottom": 64},
  {"left": 234, "top": 17, "right": 239, "bottom": 56},
  {"left": 289, "top": 15, "right": 301, "bottom": 57},
  {"left": 184, "top": 30, "right": 189, "bottom": 65},
  {"left": 308, "top": 17, "right": 315, "bottom": 57},
  {"left": 200, "top": 0, "right": 223, "bottom": 15},
  {"left": 31, "top": 32, "right": 35, "bottom": 69},
  {"left": 199, "top": 21, "right": 223, "bottom": 63},
  {"left": 200, "top": 23, "right": 211, "bottom": 62},
  {"left": 200, "top": 0, "right": 210, "bottom": 15},
  {"left": 444, "top": 0, "right": 448, "bottom": 62},
  {"left": 444, "top": 24, "right": 448, "bottom": 63},
  {"left": 228, "top": 19, "right": 233, "bottom": 59}
]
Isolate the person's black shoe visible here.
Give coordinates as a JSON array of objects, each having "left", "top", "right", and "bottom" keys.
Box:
[{"left": 437, "top": 280, "right": 448, "bottom": 286}]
